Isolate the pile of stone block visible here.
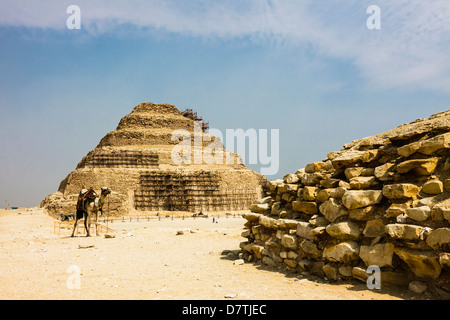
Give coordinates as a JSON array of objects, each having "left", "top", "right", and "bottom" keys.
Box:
[{"left": 241, "top": 111, "right": 450, "bottom": 294}]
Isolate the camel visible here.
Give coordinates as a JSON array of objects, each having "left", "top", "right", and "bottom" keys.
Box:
[{"left": 71, "top": 187, "right": 111, "bottom": 237}]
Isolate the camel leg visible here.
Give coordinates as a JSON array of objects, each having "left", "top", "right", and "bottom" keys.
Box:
[
  {"left": 85, "top": 212, "right": 90, "bottom": 237},
  {"left": 71, "top": 218, "right": 78, "bottom": 237},
  {"left": 94, "top": 212, "right": 99, "bottom": 236}
]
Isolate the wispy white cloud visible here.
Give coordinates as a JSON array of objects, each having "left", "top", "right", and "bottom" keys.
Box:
[{"left": 1, "top": 0, "right": 449, "bottom": 93}]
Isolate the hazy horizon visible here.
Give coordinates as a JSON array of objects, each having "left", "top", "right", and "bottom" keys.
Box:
[{"left": 1, "top": 1, "right": 449, "bottom": 207}]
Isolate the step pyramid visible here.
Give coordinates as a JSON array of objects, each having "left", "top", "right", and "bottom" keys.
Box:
[{"left": 41, "top": 102, "right": 267, "bottom": 216}]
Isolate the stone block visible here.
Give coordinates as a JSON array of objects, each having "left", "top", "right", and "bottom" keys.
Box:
[
  {"left": 405, "top": 206, "right": 431, "bottom": 222},
  {"left": 319, "top": 198, "right": 348, "bottom": 222},
  {"left": 394, "top": 247, "right": 442, "bottom": 279},
  {"left": 341, "top": 190, "right": 383, "bottom": 210},
  {"left": 302, "top": 186, "right": 318, "bottom": 201},
  {"left": 281, "top": 234, "right": 298, "bottom": 249},
  {"left": 259, "top": 215, "right": 278, "bottom": 229},
  {"left": 445, "top": 179, "right": 450, "bottom": 192},
  {"left": 292, "top": 201, "right": 318, "bottom": 215},
  {"left": 418, "top": 132, "right": 450, "bottom": 155},
  {"left": 349, "top": 176, "right": 378, "bottom": 190},
  {"left": 385, "top": 203, "right": 409, "bottom": 218},
  {"left": 331, "top": 150, "right": 366, "bottom": 169},
  {"left": 299, "top": 240, "right": 322, "bottom": 259},
  {"left": 325, "top": 221, "right": 361, "bottom": 240},
  {"left": 382, "top": 184, "right": 420, "bottom": 199},
  {"left": 397, "top": 141, "right": 421, "bottom": 157},
  {"left": 396, "top": 158, "right": 438, "bottom": 175},
  {"left": 348, "top": 206, "right": 376, "bottom": 221},
  {"left": 250, "top": 203, "right": 270, "bottom": 213},
  {"left": 283, "top": 173, "right": 299, "bottom": 184},
  {"left": 363, "top": 219, "right": 386, "bottom": 237},
  {"left": 344, "top": 167, "right": 363, "bottom": 180},
  {"left": 359, "top": 243, "right": 394, "bottom": 267},
  {"left": 426, "top": 228, "right": 450, "bottom": 250},
  {"left": 374, "top": 163, "right": 395, "bottom": 181},
  {"left": 242, "top": 212, "right": 262, "bottom": 222},
  {"left": 305, "top": 162, "right": 325, "bottom": 173},
  {"left": 385, "top": 224, "right": 424, "bottom": 241},
  {"left": 323, "top": 241, "right": 360, "bottom": 263},
  {"left": 296, "top": 222, "right": 315, "bottom": 240},
  {"left": 422, "top": 180, "right": 444, "bottom": 194},
  {"left": 323, "top": 264, "right": 339, "bottom": 280}
]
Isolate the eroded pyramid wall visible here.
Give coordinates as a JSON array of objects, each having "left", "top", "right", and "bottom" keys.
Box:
[{"left": 41, "top": 102, "right": 267, "bottom": 216}]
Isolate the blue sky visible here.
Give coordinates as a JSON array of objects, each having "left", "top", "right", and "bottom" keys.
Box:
[{"left": 0, "top": 0, "right": 449, "bottom": 207}]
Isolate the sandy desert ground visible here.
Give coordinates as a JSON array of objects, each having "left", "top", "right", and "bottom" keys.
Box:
[{"left": 0, "top": 208, "right": 427, "bottom": 300}]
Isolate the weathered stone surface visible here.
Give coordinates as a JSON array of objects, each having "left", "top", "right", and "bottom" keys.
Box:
[
  {"left": 301, "top": 173, "right": 328, "bottom": 186},
  {"left": 344, "top": 167, "right": 364, "bottom": 180},
  {"left": 250, "top": 203, "right": 270, "bottom": 213},
  {"left": 374, "top": 163, "right": 395, "bottom": 181},
  {"left": 352, "top": 267, "right": 369, "bottom": 282},
  {"left": 405, "top": 206, "right": 431, "bottom": 222},
  {"left": 251, "top": 245, "right": 265, "bottom": 259},
  {"left": 397, "top": 141, "right": 421, "bottom": 157},
  {"left": 396, "top": 158, "right": 438, "bottom": 176},
  {"left": 422, "top": 180, "right": 444, "bottom": 194},
  {"left": 308, "top": 215, "right": 329, "bottom": 227},
  {"left": 440, "top": 253, "right": 450, "bottom": 268},
  {"left": 426, "top": 228, "right": 450, "bottom": 250},
  {"left": 418, "top": 132, "right": 450, "bottom": 155},
  {"left": 259, "top": 215, "right": 278, "bottom": 229},
  {"left": 382, "top": 184, "right": 420, "bottom": 199},
  {"left": 359, "top": 243, "right": 395, "bottom": 267},
  {"left": 276, "top": 219, "right": 300, "bottom": 230},
  {"left": 302, "top": 187, "right": 318, "bottom": 201},
  {"left": 292, "top": 201, "right": 318, "bottom": 215},
  {"left": 394, "top": 247, "right": 442, "bottom": 279},
  {"left": 323, "top": 264, "right": 339, "bottom": 280},
  {"left": 325, "top": 221, "right": 361, "bottom": 240},
  {"left": 316, "top": 189, "right": 332, "bottom": 202},
  {"left": 262, "top": 256, "right": 278, "bottom": 268},
  {"left": 296, "top": 222, "right": 315, "bottom": 240},
  {"left": 349, "top": 176, "right": 378, "bottom": 190},
  {"left": 363, "top": 219, "right": 386, "bottom": 237},
  {"left": 305, "top": 162, "right": 325, "bottom": 173},
  {"left": 270, "top": 202, "right": 281, "bottom": 216},
  {"left": 329, "top": 187, "right": 347, "bottom": 199},
  {"left": 323, "top": 241, "right": 360, "bottom": 263},
  {"left": 385, "top": 224, "right": 424, "bottom": 241},
  {"left": 281, "top": 234, "right": 298, "bottom": 249},
  {"left": 385, "top": 203, "right": 409, "bottom": 218},
  {"left": 408, "top": 281, "right": 428, "bottom": 294},
  {"left": 283, "top": 173, "right": 299, "bottom": 184},
  {"left": 319, "top": 198, "right": 348, "bottom": 222},
  {"left": 283, "top": 259, "right": 297, "bottom": 268},
  {"left": 445, "top": 179, "right": 450, "bottom": 192},
  {"left": 300, "top": 240, "right": 322, "bottom": 259},
  {"left": 348, "top": 206, "right": 376, "bottom": 221},
  {"left": 341, "top": 190, "right": 383, "bottom": 210},
  {"left": 242, "top": 212, "right": 262, "bottom": 222},
  {"left": 332, "top": 150, "right": 366, "bottom": 169}
]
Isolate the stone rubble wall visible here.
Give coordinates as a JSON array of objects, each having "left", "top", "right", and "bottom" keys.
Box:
[{"left": 241, "top": 125, "right": 450, "bottom": 293}]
